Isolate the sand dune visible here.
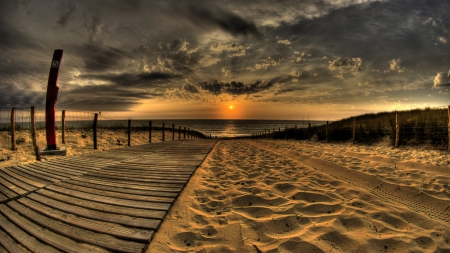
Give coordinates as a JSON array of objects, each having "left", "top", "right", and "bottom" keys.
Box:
[
  {"left": 0, "top": 129, "right": 166, "bottom": 167},
  {"left": 148, "top": 139, "right": 450, "bottom": 253}
]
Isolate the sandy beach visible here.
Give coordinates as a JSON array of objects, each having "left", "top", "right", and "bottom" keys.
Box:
[
  {"left": 148, "top": 139, "right": 450, "bottom": 253},
  {"left": 0, "top": 129, "right": 166, "bottom": 168}
]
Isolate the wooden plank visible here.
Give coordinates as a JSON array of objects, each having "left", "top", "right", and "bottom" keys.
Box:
[
  {"left": 0, "top": 193, "right": 7, "bottom": 203},
  {"left": 85, "top": 170, "right": 190, "bottom": 180},
  {"left": 38, "top": 189, "right": 166, "bottom": 219},
  {"left": 17, "top": 197, "right": 154, "bottom": 241},
  {"left": 52, "top": 182, "right": 175, "bottom": 204},
  {"left": 0, "top": 209, "right": 64, "bottom": 253},
  {"left": 42, "top": 160, "right": 99, "bottom": 173},
  {"left": 0, "top": 204, "right": 111, "bottom": 253},
  {"left": 0, "top": 183, "right": 18, "bottom": 200},
  {"left": 70, "top": 177, "right": 181, "bottom": 193},
  {"left": 45, "top": 185, "right": 171, "bottom": 211},
  {"left": 27, "top": 162, "right": 85, "bottom": 176},
  {"left": 0, "top": 175, "right": 28, "bottom": 196},
  {"left": 78, "top": 173, "right": 187, "bottom": 185},
  {"left": 11, "top": 166, "right": 59, "bottom": 184},
  {"left": 27, "top": 193, "right": 161, "bottom": 229},
  {"left": 1, "top": 168, "right": 46, "bottom": 188},
  {"left": 7, "top": 202, "right": 146, "bottom": 253},
  {"left": 0, "top": 171, "right": 37, "bottom": 192},
  {"left": 67, "top": 178, "right": 178, "bottom": 198},
  {"left": 79, "top": 175, "right": 184, "bottom": 189},
  {"left": 18, "top": 164, "right": 72, "bottom": 180}
]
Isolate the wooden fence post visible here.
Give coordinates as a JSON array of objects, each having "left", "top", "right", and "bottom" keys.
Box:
[
  {"left": 149, "top": 121, "right": 152, "bottom": 143},
  {"left": 93, "top": 113, "right": 98, "bottom": 150},
  {"left": 172, "top": 124, "right": 175, "bottom": 141},
  {"left": 62, "top": 110, "right": 66, "bottom": 144},
  {"left": 308, "top": 123, "right": 311, "bottom": 141},
  {"left": 294, "top": 125, "right": 297, "bottom": 140},
  {"left": 273, "top": 129, "right": 275, "bottom": 139},
  {"left": 352, "top": 118, "right": 356, "bottom": 144},
  {"left": 179, "top": 126, "right": 181, "bottom": 139},
  {"left": 326, "top": 121, "right": 329, "bottom": 143},
  {"left": 30, "top": 106, "right": 41, "bottom": 161},
  {"left": 184, "top": 127, "right": 186, "bottom": 139},
  {"left": 395, "top": 112, "right": 399, "bottom": 148},
  {"left": 162, "top": 123, "right": 165, "bottom": 141},
  {"left": 188, "top": 128, "right": 190, "bottom": 139},
  {"left": 127, "top": 119, "right": 131, "bottom": 146},
  {"left": 11, "top": 108, "right": 15, "bottom": 151},
  {"left": 285, "top": 126, "right": 288, "bottom": 140}
]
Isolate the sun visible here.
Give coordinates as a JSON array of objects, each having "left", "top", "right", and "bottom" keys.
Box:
[{"left": 229, "top": 105, "right": 234, "bottom": 109}]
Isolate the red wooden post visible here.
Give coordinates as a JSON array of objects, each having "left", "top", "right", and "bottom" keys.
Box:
[{"left": 45, "top": 49, "right": 63, "bottom": 150}]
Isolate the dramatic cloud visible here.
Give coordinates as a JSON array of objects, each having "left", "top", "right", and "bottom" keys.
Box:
[
  {"left": 199, "top": 80, "right": 274, "bottom": 95},
  {"left": 56, "top": 3, "right": 78, "bottom": 28},
  {"left": 80, "top": 72, "right": 180, "bottom": 87},
  {"left": 433, "top": 71, "right": 450, "bottom": 88},
  {"left": 328, "top": 57, "right": 362, "bottom": 79},
  {"left": 75, "top": 44, "right": 133, "bottom": 72},
  {"left": 387, "top": 58, "right": 405, "bottom": 73},
  {"left": 181, "top": 5, "right": 261, "bottom": 37}
]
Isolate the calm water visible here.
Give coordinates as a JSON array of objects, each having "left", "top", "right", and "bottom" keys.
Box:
[{"left": 145, "top": 120, "right": 327, "bottom": 138}]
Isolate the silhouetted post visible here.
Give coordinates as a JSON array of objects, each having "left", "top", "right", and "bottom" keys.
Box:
[
  {"left": 127, "top": 119, "right": 131, "bottom": 146},
  {"left": 188, "top": 128, "right": 190, "bottom": 139},
  {"left": 149, "top": 121, "right": 152, "bottom": 143},
  {"left": 162, "top": 123, "right": 165, "bottom": 141},
  {"left": 448, "top": 106, "right": 450, "bottom": 152},
  {"left": 210, "top": 134, "right": 211, "bottom": 139},
  {"left": 395, "top": 112, "right": 399, "bottom": 148},
  {"left": 61, "top": 110, "right": 66, "bottom": 144},
  {"left": 273, "top": 129, "right": 275, "bottom": 139},
  {"left": 352, "top": 118, "right": 356, "bottom": 144},
  {"left": 184, "top": 127, "right": 186, "bottom": 139},
  {"left": 172, "top": 124, "right": 175, "bottom": 141},
  {"left": 326, "top": 121, "right": 329, "bottom": 143},
  {"left": 285, "top": 126, "right": 288, "bottom": 140},
  {"left": 11, "top": 108, "right": 15, "bottom": 151},
  {"left": 308, "top": 123, "right": 311, "bottom": 141},
  {"left": 179, "top": 126, "right": 181, "bottom": 139},
  {"left": 31, "top": 106, "right": 40, "bottom": 161},
  {"left": 294, "top": 125, "right": 297, "bottom": 140},
  {"left": 93, "top": 113, "right": 98, "bottom": 150}
]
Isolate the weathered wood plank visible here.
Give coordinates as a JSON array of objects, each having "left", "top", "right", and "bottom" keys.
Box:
[
  {"left": 54, "top": 181, "right": 175, "bottom": 203},
  {"left": 0, "top": 218, "right": 36, "bottom": 253},
  {"left": 79, "top": 175, "right": 184, "bottom": 189},
  {"left": 17, "top": 164, "right": 71, "bottom": 180},
  {"left": 77, "top": 173, "right": 187, "bottom": 185},
  {"left": 1, "top": 206, "right": 91, "bottom": 253},
  {"left": 66, "top": 178, "right": 178, "bottom": 198},
  {"left": 27, "top": 193, "right": 161, "bottom": 229},
  {"left": 38, "top": 189, "right": 166, "bottom": 218},
  {"left": 17, "top": 197, "right": 154, "bottom": 242},
  {"left": 45, "top": 185, "right": 171, "bottom": 211},
  {"left": 1, "top": 168, "right": 47, "bottom": 188},
  {"left": 7, "top": 201, "right": 146, "bottom": 253},
  {"left": 0, "top": 175, "right": 28, "bottom": 196},
  {"left": 27, "top": 162, "right": 85, "bottom": 177},
  {"left": 10, "top": 166, "right": 58, "bottom": 184},
  {"left": 0, "top": 171, "right": 37, "bottom": 192},
  {"left": 0, "top": 183, "right": 18, "bottom": 200},
  {"left": 69, "top": 177, "right": 181, "bottom": 193}
]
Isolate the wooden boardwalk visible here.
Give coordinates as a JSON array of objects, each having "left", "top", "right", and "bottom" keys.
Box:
[{"left": 0, "top": 139, "right": 217, "bottom": 253}]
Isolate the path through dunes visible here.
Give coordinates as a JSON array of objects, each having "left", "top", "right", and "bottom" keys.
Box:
[
  {"left": 0, "top": 139, "right": 217, "bottom": 253},
  {"left": 148, "top": 140, "right": 450, "bottom": 253}
]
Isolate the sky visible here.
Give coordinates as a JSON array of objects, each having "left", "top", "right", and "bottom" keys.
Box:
[{"left": 0, "top": 0, "right": 449, "bottom": 120}]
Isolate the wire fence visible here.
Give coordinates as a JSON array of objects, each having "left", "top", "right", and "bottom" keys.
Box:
[
  {"left": 0, "top": 107, "right": 207, "bottom": 165},
  {"left": 255, "top": 107, "right": 450, "bottom": 151}
]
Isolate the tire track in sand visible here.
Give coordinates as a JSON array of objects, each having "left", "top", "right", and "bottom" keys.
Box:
[{"left": 252, "top": 141, "right": 450, "bottom": 224}]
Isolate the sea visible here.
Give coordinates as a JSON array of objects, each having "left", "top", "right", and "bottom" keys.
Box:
[{"left": 141, "top": 119, "right": 327, "bottom": 138}]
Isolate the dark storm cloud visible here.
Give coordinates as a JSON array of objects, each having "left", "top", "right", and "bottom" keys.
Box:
[
  {"left": 199, "top": 80, "right": 274, "bottom": 95},
  {"left": 183, "top": 84, "right": 199, "bottom": 93},
  {"left": 57, "top": 3, "right": 78, "bottom": 28},
  {"left": 58, "top": 84, "right": 162, "bottom": 111},
  {"left": 75, "top": 44, "right": 133, "bottom": 72},
  {"left": 80, "top": 72, "right": 180, "bottom": 87},
  {"left": 433, "top": 71, "right": 450, "bottom": 88},
  {"left": 0, "top": 83, "right": 45, "bottom": 108},
  {"left": 181, "top": 5, "right": 261, "bottom": 37},
  {"left": 0, "top": 19, "right": 43, "bottom": 50}
]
